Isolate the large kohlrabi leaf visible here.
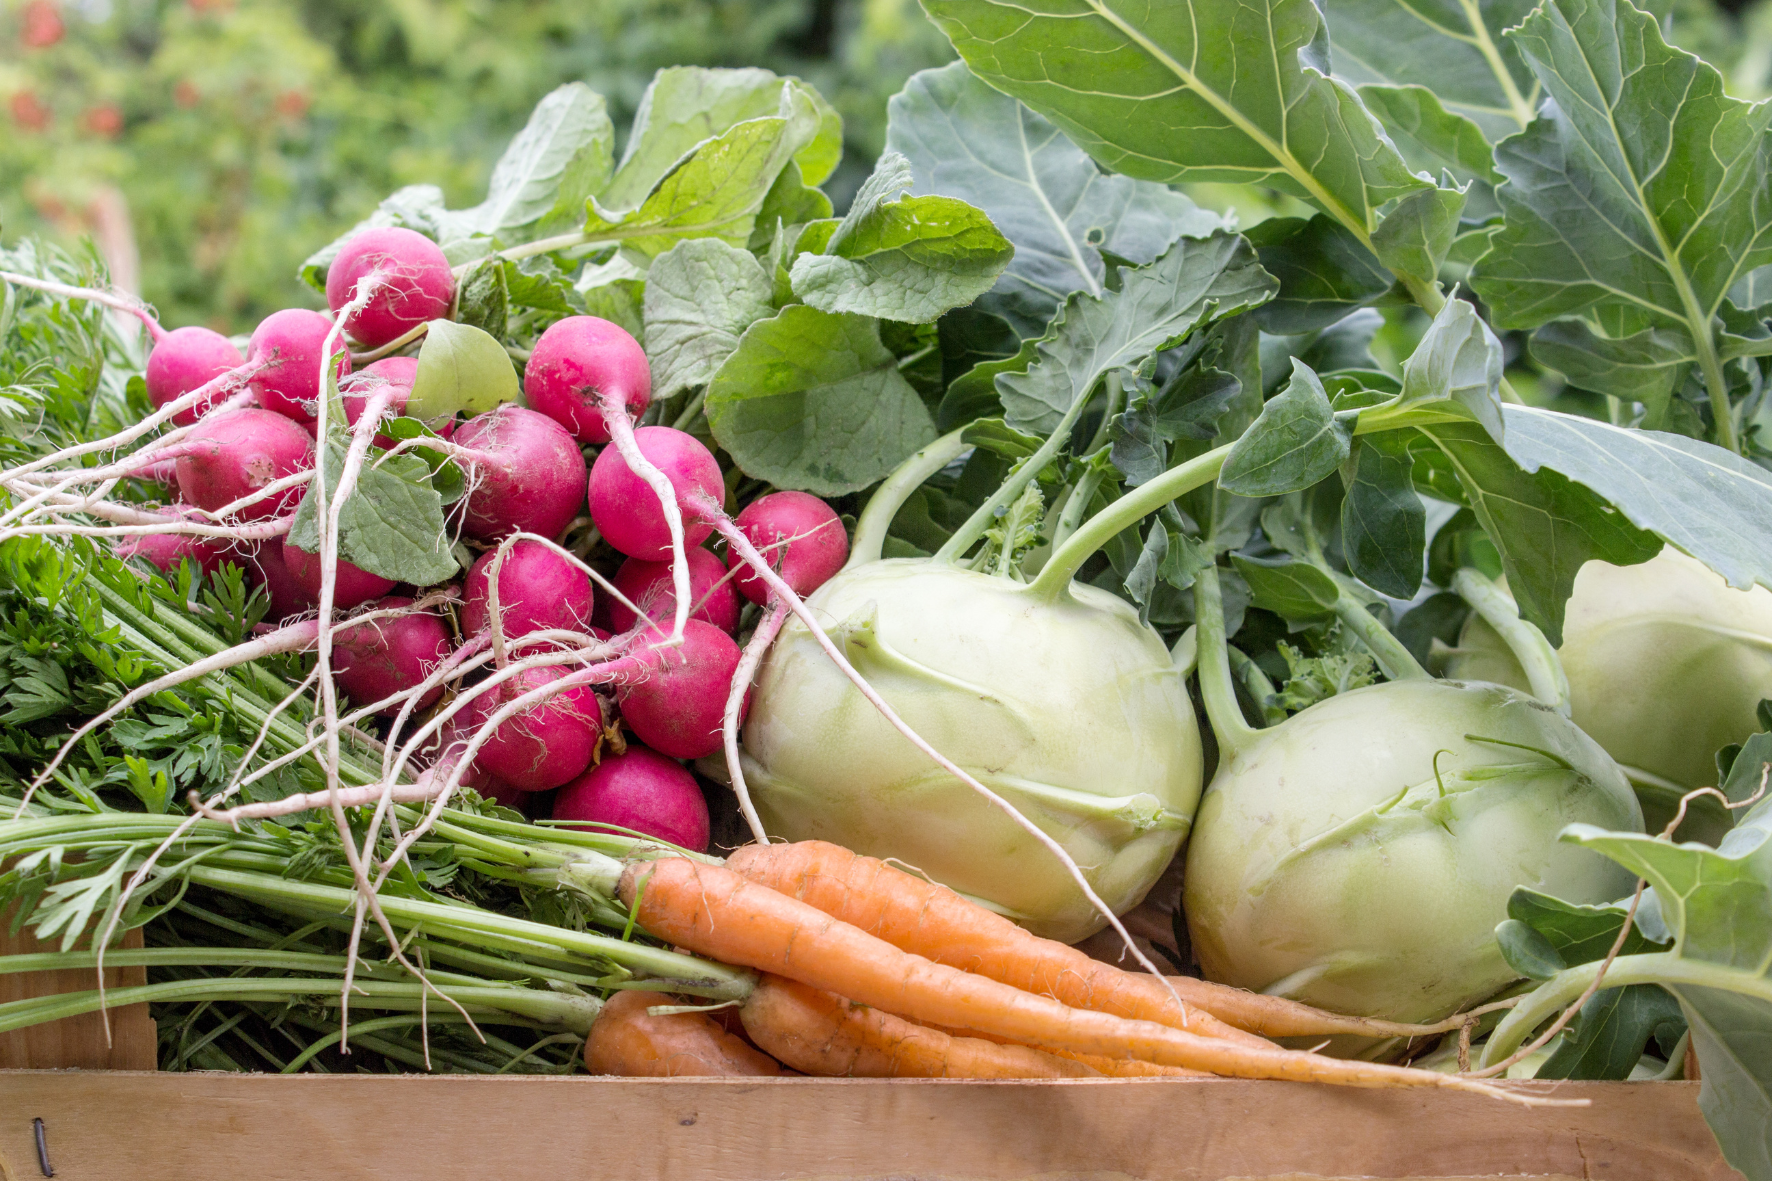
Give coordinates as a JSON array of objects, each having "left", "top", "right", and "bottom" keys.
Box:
[
  {"left": 994, "top": 231, "right": 1278, "bottom": 436},
  {"left": 884, "top": 62, "right": 1224, "bottom": 337},
  {"left": 787, "top": 151, "right": 1014, "bottom": 323},
  {"left": 704, "top": 306, "right": 936, "bottom": 495},
  {"left": 601, "top": 68, "right": 842, "bottom": 210},
  {"left": 642, "top": 240, "right": 775, "bottom": 401},
  {"left": 1559, "top": 789, "right": 1772, "bottom": 1181},
  {"left": 920, "top": 0, "right": 1431, "bottom": 248},
  {"left": 442, "top": 83, "right": 614, "bottom": 241},
  {"left": 1471, "top": 0, "right": 1772, "bottom": 423}
]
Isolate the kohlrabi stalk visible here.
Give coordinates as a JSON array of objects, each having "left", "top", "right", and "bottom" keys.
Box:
[
  {"left": 1452, "top": 567, "right": 1572, "bottom": 714},
  {"left": 847, "top": 428, "right": 970, "bottom": 568},
  {"left": 1194, "top": 563, "right": 1260, "bottom": 763}
]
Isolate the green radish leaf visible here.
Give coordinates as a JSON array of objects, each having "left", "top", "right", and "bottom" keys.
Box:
[
  {"left": 1412, "top": 418, "right": 1660, "bottom": 644},
  {"left": 442, "top": 83, "right": 614, "bottom": 241},
  {"left": 456, "top": 257, "right": 509, "bottom": 340},
  {"left": 378, "top": 418, "right": 464, "bottom": 506},
  {"left": 1322, "top": 0, "right": 1540, "bottom": 142},
  {"left": 1497, "top": 406, "right": 1772, "bottom": 598},
  {"left": 643, "top": 239, "right": 774, "bottom": 401},
  {"left": 1245, "top": 216, "right": 1394, "bottom": 335},
  {"left": 1231, "top": 554, "right": 1339, "bottom": 620},
  {"left": 1527, "top": 321, "right": 1694, "bottom": 420},
  {"left": 1220, "top": 360, "right": 1350, "bottom": 497},
  {"left": 705, "top": 306, "right": 936, "bottom": 496},
  {"left": 602, "top": 68, "right": 841, "bottom": 210},
  {"left": 1370, "top": 182, "right": 1467, "bottom": 289},
  {"left": 407, "top": 320, "right": 520, "bottom": 421},
  {"left": 574, "top": 254, "right": 647, "bottom": 340},
  {"left": 1495, "top": 917, "right": 1567, "bottom": 981},
  {"left": 749, "top": 160, "right": 834, "bottom": 251},
  {"left": 921, "top": 0, "right": 1430, "bottom": 245},
  {"left": 583, "top": 86, "right": 822, "bottom": 260},
  {"left": 287, "top": 437, "right": 459, "bottom": 586},
  {"left": 1537, "top": 985, "right": 1687, "bottom": 1081},
  {"left": 1341, "top": 434, "right": 1426, "bottom": 599},
  {"left": 788, "top": 152, "right": 1015, "bottom": 323},
  {"left": 885, "top": 62, "right": 1224, "bottom": 336},
  {"left": 1470, "top": 0, "right": 1772, "bottom": 406},
  {"left": 997, "top": 231, "right": 1277, "bottom": 435}
]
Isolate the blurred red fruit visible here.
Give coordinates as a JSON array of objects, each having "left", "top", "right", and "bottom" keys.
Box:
[
  {"left": 20, "top": 1, "right": 63, "bottom": 49},
  {"left": 84, "top": 104, "right": 122, "bottom": 138},
  {"left": 9, "top": 91, "right": 49, "bottom": 131}
]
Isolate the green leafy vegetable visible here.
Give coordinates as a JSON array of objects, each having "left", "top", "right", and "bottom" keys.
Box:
[
  {"left": 407, "top": 320, "right": 521, "bottom": 422},
  {"left": 286, "top": 438, "right": 460, "bottom": 586},
  {"left": 1221, "top": 360, "right": 1350, "bottom": 497},
  {"left": 443, "top": 83, "right": 615, "bottom": 241},
  {"left": 642, "top": 239, "right": 775, "bottom": 400}
]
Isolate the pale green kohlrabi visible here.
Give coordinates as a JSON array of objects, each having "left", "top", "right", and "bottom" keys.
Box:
[
  {"left": 737, "top": 433, "right": 1214, "bottom": 943},
  {"left": 1448, "top": 549, "right": 1772, "bottom": 821},
  {"left": 1182, "top": 565, "right": 1642, "bottom": 1030}
]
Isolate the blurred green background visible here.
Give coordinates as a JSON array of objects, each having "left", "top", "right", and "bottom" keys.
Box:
[
  {"left": 5, "top": 0, "right": 1770, "bottom": 337},
  {"left": 0, "top": 0, "right": 954, "bottom": 332}
]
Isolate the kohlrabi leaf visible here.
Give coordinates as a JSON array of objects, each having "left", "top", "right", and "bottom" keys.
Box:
[
  {"left": 1354, "top": 84, "right": 1505, "bottom": 187},
  {"left": 1395, "top": 295, "right": 1505, "bottom": 440},
  {"left": 1370, "top": 182, "right": 1468, "bottom": 290},
  {"left": 583, "top": 85, "right": 821, "bottom": 259},
  {"left": 1232, "top": 554, "right": 1339, "bottom": 620},
  {"left": 286, "top": 438, "right": 459, "bottom": 586},
  {"left": 1341, "top": 433, "right": 1426, "bottom": 599},
  {"left": 1471, "top": 0, "right": 1772, "bottom": 436},
  {"left": 1245, "top": 215, "right": 1395, "bottom": 336},
  {"left": 885, "top": 62, "right": 1224, "bottom": 337},
  {"left": 705, "top": 306, "right": 936, "bottom": 496},
  {"left": 1560, "top": 795, "right": 1772, "bottom": 1179},
  {"left": 940, "top": 334, "right": 1037, "bottom": 430},
  {"left": 1125, "top": 524, "right": 1169, "bottom": 625},
  {"left": 920, "top": 0, "right": 1430, "bottom": 248},
  {"left": 1537, "top": 984, "right": 1687, "bottom": 1081},
  {"left": 1497, "top": 405, "right": 1772, "bottom": 597},
  {"left": 407, "top": 320, "right": 520, "bottom": 422},
  {"left": 788, "top": 152, "right": 1014, "bottom": 323},
  {"left": 1322, "top": 0, "right": 1540, "bottom": 142},
  {"left": 1507, "top": 887, "right": 1667, "bottom": 966},
  {"left": 996, "top": 231, "right": 1277, "bottom": 436},
  {"left": 935, "top": 308, "right": 1023, "bottom": 429},
  {"left": 1220, "top": 360, "right": 1351, "bottom": 497},
  {"left": 443, "top": 83, "right": 614, "bottom": 240},
  {"left": 602, "top": 68, "right": 841, "bottom": 210},
  {"left": 1262, "top": 309, "right": 1385, "bottom": 396},
  {"left": 1527, "top": 320, "right": 1695, "bottom": 420},
  {"left": 1111, "top": 362, "right": 1243, "bottom": 487},
  {"left": 643, "top": 239, "right": 774, "bottom": 401},
  {"left": 1411, "top": 418, "right": 1661, "bottom": 644}
]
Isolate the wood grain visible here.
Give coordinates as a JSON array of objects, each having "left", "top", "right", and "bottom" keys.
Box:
[
  {"left": 0, "top": 1073, "right": 1741, "bottom": 1181},
  {"left": 0, "top": 910, "right": 157, "bottom": 1071}
]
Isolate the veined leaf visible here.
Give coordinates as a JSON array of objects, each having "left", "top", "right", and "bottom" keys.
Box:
[
  {"left": 407, "top": 320, "right": 520, "bottom": 422},
  {"left": 574, "top": 254, "right": 647, "bottom": 340},
  {"left": 1232, "top": 554, "right": 1340, "bottom": 620},
  {"left": 444, "top": 83, "right": 614, "bottom": 240},
  {"left": 885, "top": 62, "right": 1223, "bottom": 335},
  {"left": 705, "top": 306, "right": 936, "bottom": 496},
  {"left": 286, "top": 437, "right": 459, "bottom": 587},
  {"left": 1221, "top": 360, "right": 1351, "bottom": 497},
  {"left": 1528, "top": 320, "right": 1695, "bottom": 417},
  {"left": 921, "top": 0, "right": 1430, "bottom": 248},
  {"left": 643, "top": 240, "right": 774, "bottom": 401},
  {"left": 1245, "top": 215, "right": 1395, "bottom": 335},
  {"left": 1341, "top": 434, "right": 1426, "bottom": 599}
]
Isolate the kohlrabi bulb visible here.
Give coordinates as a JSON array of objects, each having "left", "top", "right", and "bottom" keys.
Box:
[
  {"left": 741, "top": 559, "right": 1203, "bottom": 943},
  {"left": 1183, "top": 679, "right": 1640, "bottom": 1026},
  {"left": 1449, "top": 549, "right": 1772, "bottom": 796}
]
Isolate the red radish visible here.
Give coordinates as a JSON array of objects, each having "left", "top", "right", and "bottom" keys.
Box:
[
  {"left": 616, "top": 619, "right": 743, "bottom": 759},
  {"left": 552, "top": 744, "right": 710, "bottom": 852},
  {"left": 588, "top": 426, "right": 721, "bottom": 560},
  {"left": 247, "top": 542, "right": 315, "bottom": 621},
  {"left": 452, "top": 404, "right": 588, "bottom": 543},
  {"left": 341, "top": 356, "right": 444, "bottom": 447},
  {"left": 282, "top": 537, "right": 397, "bottom": 610},
  {"left": 476, "top": 774, "right": 534, "bottom": 811},
  {"left": 332, "top": 596, "right": 453, "bottom": 715},
  {"left": 325, "top": 227, "right": 454, "bottom": 349},
  {"left": 461, "top": 539, "right": 594, "bottom": 640},
  {"left": 726, "top": 491, "right": 848, "bottom": 605},
  {"left": 610, "top": 546, "right": 738, "bottom": 634},
  {"left": 145, "top": 327, "right": 245, "bottom": 426},
  {"left": 524, "top": 316, "right": 652, "bottom": 444},
  {"left": 174, "top": 408, "right": 313, "bottom": 520},
  {"left": 467, "top": 666, "right": 603, "bottom": 790},
  {"left": 115, "top": 508, "right": 239, "bottom": 578},
  {"left": 248, "top": 308, "right": 351, "bottom": 424}
]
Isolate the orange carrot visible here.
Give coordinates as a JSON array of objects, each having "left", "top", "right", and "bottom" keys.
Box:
[
  {"left": 741, "top": 975, "right": 1097, "bottom": 1079},
  {"left": 727, "top": 840, "right": 1454, "bottom": 1042},
  {"left": 586, "top": 988, "right": 789, "bottom": 1077},
  {"left": 618, "top": 857, "right": 1544, "bottom": 1102}
]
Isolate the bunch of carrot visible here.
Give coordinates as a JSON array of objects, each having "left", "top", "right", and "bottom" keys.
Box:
[{"left": 581, "top": 840, "right": 1545, "bottom": 1103}]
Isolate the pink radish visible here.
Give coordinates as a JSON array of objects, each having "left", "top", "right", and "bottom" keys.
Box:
[
  {"left": 467, "top": 666, "right": 603, "bottom": 790},
  {"left": 325, "top": 227, "right": 455, "bottom": 349},
  {"left": 523, "top": 315, "right": 652, "bottom": 444},
  {"left": 725, "top": 490, "right": 848, "bottom": 605},
  {"left": 609, "top": 546, "right": 738, "bottom": 634},
  {"left": 115, "top": 508, "right": 242, "bottom": 579},
  {"left": 282, "top": 537, "right": 397, "bottom": 610},
  {"left": 174, "top": 408, "right": 313, "bottom": 520},
  {"left": 551, "top": 744, "right": 710, "bottom": 852},
  {"left": 341, "top": 356, "right": 444, "bottom": 447},
  {"left": 332, "top": 596, "right": 453, "bottom": 715},
  {"left": 247, "top": 308, "right": 352, "bottom": 424},
  {"left": 460, "top": 539, "right": 594, "bottom": 640},
  {"left": 145, "top": 327, "right": 245, "bottom": 426},
  {"left": 247, "top": 542, "right": 315, "bottom": 621},
  {"left": 616, "top": 619, "right": 742, "bottom": 759},
  {"left": 452, "top": 404, "right": 588, "bottom": 543},
  {"left": 587, "top": 426, "right": 721, "bottom": 561}
]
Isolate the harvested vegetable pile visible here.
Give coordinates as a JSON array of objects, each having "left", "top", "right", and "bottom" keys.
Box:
[{"left": 4, "top": 2, "right": 1772, "bottom": 1177}]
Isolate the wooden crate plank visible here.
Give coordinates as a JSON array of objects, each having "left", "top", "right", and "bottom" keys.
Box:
[
  {"left": 0, "top": 1073, "right": 1741, "bottom": 1181},
  {"left": 0, "top": 910, "right": 156, "bottom": 1072}
]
